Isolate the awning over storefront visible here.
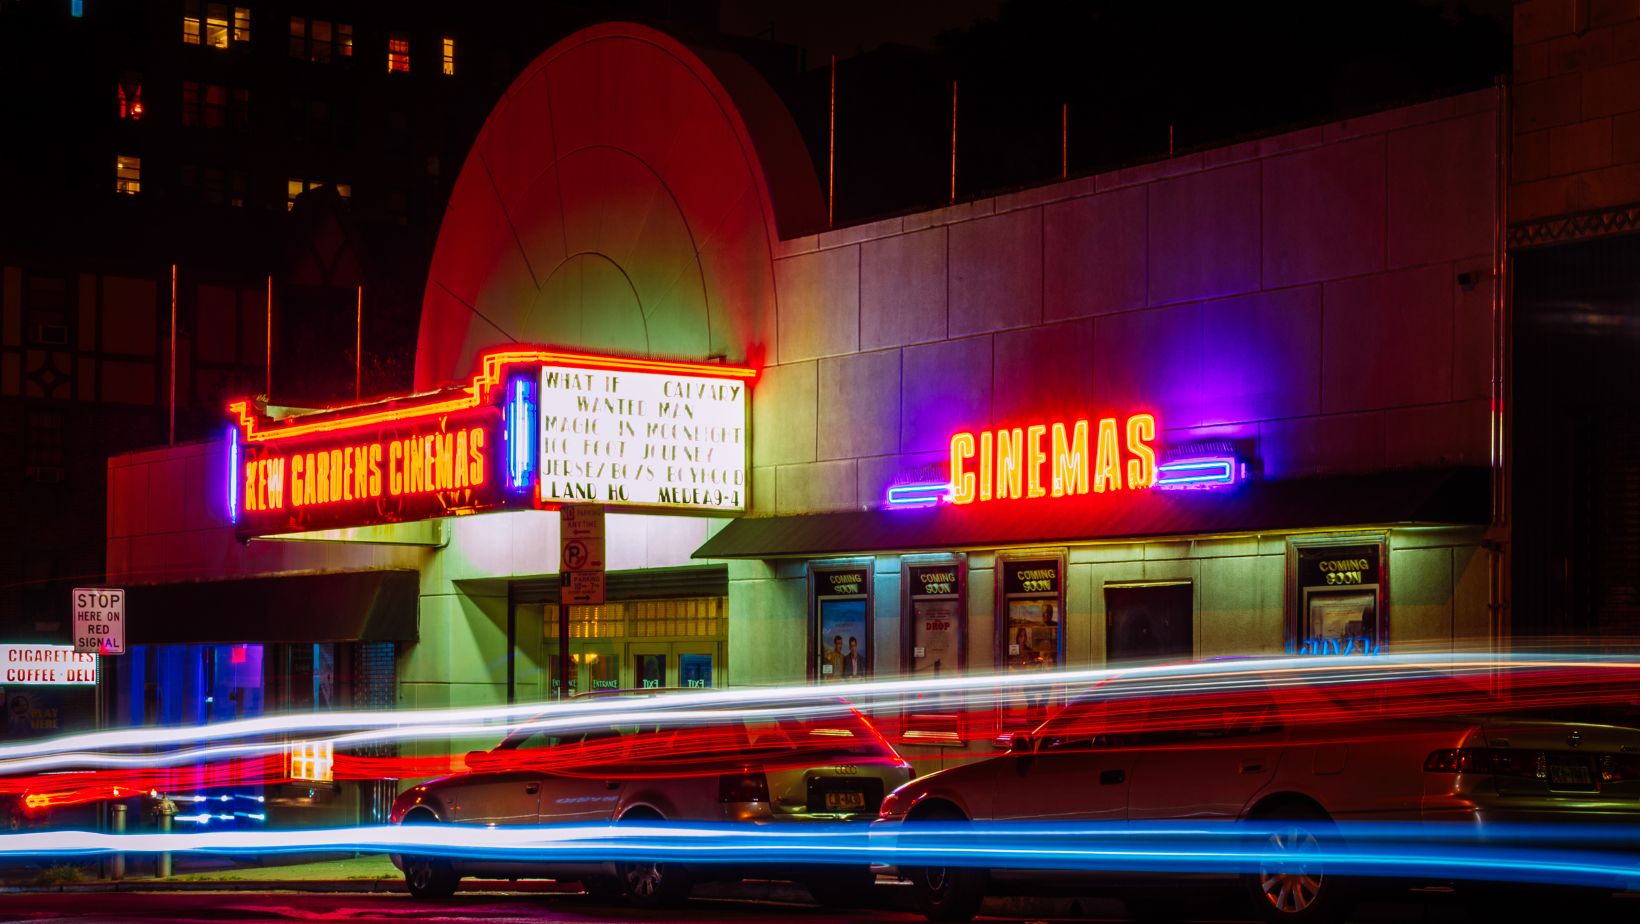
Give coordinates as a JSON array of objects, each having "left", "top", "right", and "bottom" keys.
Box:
[
  {"left": 125, "top": 571, "right": 418, "bottom": 644},
  {"left": 694, "top": 468, "right": 1489, "bottom": 560}
]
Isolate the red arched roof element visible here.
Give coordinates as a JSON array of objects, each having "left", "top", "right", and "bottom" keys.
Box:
[{"left": 416, "top": 22, "right": 822, "bottom": 390}]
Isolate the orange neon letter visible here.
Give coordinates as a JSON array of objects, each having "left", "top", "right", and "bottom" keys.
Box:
[
  {"left": 1026, "top": 425, "right": 1048, "bottom": 498},
  {"left": 1051, "top": 420, "right": 1089, "bottom": 497},
  {"left": 291, "top": 454, "right": 305, "bottom": 507},
  {"left": 468, "top": 427, "right": 486, "bottom": 485},
  {"left": 979, "top": 430, "right": 994, "bottom": 502},
  {"left": 1125, "top": 414, "right": 1158, "bottom": 488},
  {"left": 1093, "top": 417, "right": 1123, "bottom": 492},
  {"left": 268, "top": 457, "right": 285, "bottom": 509},
  {"left": 997, "top": 428, "right": 1024, "bottom": 500},
  {"left": 389, "top": 442, "right": 404, "bottom": 495},
  {"left": 368, "top": 443, "right": 383, "bottom": 497},
  {"left": 950, "top": 432, "right": 976, "bottom": 504}
]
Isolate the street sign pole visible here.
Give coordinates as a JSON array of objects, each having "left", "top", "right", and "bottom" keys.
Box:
[
  {"left": 558, "top": 600, "right": 570, "bottom": 701},
  {"left": 558, "top": 504, "right": 606, "bottom": 699}
]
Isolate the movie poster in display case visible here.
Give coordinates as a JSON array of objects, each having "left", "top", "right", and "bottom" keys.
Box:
[
  {"left": 809, "top": 564, "right": 872, "bottom": 683},
  {"left": 996, "top": 554, "right": 1066, "bottom": 732},
  {"left": 901, "top": 558, "right": 966, "bottom": 745}
]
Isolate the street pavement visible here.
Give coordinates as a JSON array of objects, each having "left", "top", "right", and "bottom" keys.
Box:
[
  {"left": 0, "top": 887, "right": 1540, "bottom": 923},
  {"left": 0, "top": 892, "right": 926, "bottom": 924}
]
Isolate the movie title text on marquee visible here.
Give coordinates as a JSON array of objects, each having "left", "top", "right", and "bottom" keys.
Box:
[
  {"left": 539, "top": 365, "right": 746, "bottom": 511},
  {"left": 2, "top": 645, "right": 98, "bottom": 685}
]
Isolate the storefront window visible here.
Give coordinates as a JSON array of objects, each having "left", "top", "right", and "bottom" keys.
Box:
[
  {"left": 998, "top": 555, "right": 1065, "bottom": 730},
  {"left": 536, "top": 595, "right": 727, "bottom": 695},
  {"left": 810, "top": 565, "right": 872, "bottom": 683},
  {"left": 1105, "top": 582, "right": 1193, "bottom": 664},
  {"left": 1291, "top": 539, "right": 1386, "bottom": 656}
]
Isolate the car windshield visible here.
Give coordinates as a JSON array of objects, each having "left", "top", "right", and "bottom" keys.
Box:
[
  {"left": 482, "top": 699, "right": 894, "bottom": 777},
  {"left": 1033, "top": 670, "right": 1283, "bottom": 750}
]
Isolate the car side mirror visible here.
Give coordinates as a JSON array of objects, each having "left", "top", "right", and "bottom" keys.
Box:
[
  {"left": 464, "top": 750, "right": 493, "bottom": 771},
  {"left": 1005, "top": 732, "right": 1035, "bottom": 752}
]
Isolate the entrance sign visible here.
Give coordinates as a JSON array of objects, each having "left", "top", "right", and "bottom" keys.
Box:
[
  {"left": 539, "top": 363, "right": 747, "bottom": 511},
  {"left": 225, "top": 349, "right": 755, "bottom": 537},
  {"left": 2, "top": 645, "right": 98, "bottom": 685},
  {"left": 71, "top": 587, "right": 125, "bottom": 655},
  {"left": 559, "top": 503, "right": 606, "bottom": 605}
]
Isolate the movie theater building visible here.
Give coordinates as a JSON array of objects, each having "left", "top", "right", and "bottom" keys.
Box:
[{"left": 106, "top": 20, "right": 1505, "bottom": 799}]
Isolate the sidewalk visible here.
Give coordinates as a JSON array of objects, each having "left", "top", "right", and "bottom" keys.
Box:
[
  {"left": 3, "top": 854, "right": 463, "bottom": 894},
  {"left": 0, "top": 854, "right": 817, "bottom": 902}
]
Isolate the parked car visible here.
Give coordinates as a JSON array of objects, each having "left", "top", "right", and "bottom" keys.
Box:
[
  {"left": 390, "top": 690, "right": 911, "bottom": 907},
  {"left": 873, "top": 664, "right": 1640, "bottom": 923}
]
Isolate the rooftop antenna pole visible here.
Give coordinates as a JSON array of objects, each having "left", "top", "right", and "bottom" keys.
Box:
[
  {"left": 1061, "top": 102, "right": 1068, "bottom": 179},
  {"left": 169, "top": 263, "right": 177, "bottom": 445},
  {"left": 355, "top": 284, "right": 363, "bottom": 403},
  {"left": 949, "top": 79, "right": 958, "bottom": 205},
  {"left": 828, "top": 54, "right": 836, "bottom": 227},
  {"left": 265, "top": 275, "right": 272, "bottom": 399}
]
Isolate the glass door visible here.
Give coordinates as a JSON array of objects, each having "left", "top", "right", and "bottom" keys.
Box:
[
  {"left": 544, "top": 640, "right": 619, "bottom": 696},
  {"left": 631, "top": 642, "right": 669, "bottom": 690},
  {"left": 673, "top": 644, "right": 718, "bottom": 689}
]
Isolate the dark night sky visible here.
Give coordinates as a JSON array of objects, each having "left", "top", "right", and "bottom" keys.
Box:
[
  {"left": 708, "top": 0, "right": 1513, "bottom": 226},
  {"left": 718, "top": 0, "right": 1002, "bottom": 62},
  {"left": 716, "top": 0, "right": 1512, "bottom": 66}
]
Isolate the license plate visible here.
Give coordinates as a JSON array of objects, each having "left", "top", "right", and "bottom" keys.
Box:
[
  {"left": 1549, "top": 757, "right": 1594, "bottom": 789},
  {"left": 823, "top": 790, "right": 867, "bottom": 811}
]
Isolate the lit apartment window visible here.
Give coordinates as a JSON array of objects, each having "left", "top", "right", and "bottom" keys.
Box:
[
  {"left": 290, "top": 17, "right": 343, "bottom": 63},
  {"left": 311, "top": 19, "right": 331, "bottom": 62},
  {"left": 115, "top": 155, "right": 141, "bottom": 195},
  {"left": 204, "top": 3, "right": 229, "bottom": 48},
  {"left": 387, "top": 32, "right": 409, "bottom": 73},
  {"left": 286, "top": 178, "right": 349, "bottom": 210},
  {"left": 441, "top": 36, "right": 454, "bottom": 75},
  {"left": 117, "top": 74, "right": 143, "bottom": 120},
  {"left": 71, "top": 0, "right": 83, "bottom": 16},
  {"left": 183, "top": 2, "right": 248, "bottom": 48}
]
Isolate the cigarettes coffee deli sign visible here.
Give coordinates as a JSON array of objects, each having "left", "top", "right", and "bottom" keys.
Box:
[
  {"left": 2, "top": 645, "right": 98, "bottom": 685},
  {"left": 226, "top": 350, "right": 755, "bottom": 537}
]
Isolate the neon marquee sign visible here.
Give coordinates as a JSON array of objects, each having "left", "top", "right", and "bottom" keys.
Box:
[
  {"left": 949, "top": 414, "right": 1158, "bottom": 505},
  {"left": 225, "top": 349, "right": 755, "bottom": 537}
]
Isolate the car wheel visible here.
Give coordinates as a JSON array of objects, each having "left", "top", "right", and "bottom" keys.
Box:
[
  {"left": 802, "top": 865, "right": 877, "bottom": 908},
  {"left": 1241, "top": 808, "right": 1350, "bottom": 924},
  {"left": 619, "top": 859, "right": 691, "bottom": 908},
  {"left": 902, "top": 807, "right": 987, "bottom": 923},
  {"left": 403, "top": 853, "right": 459, "bottom": 900},
  {"left": 399, "top": 812, "right": 460, "bottom": 900}
]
